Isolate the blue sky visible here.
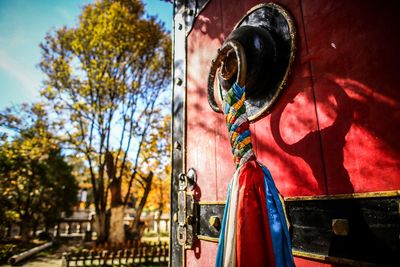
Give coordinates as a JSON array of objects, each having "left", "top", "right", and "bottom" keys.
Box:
[{"left": 0, "top": 0, "right": 172, "bottom": 110}]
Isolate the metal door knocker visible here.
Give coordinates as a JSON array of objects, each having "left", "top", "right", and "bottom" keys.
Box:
[{"left": 207, "top": 3, "right": 296, "bottom": 121}]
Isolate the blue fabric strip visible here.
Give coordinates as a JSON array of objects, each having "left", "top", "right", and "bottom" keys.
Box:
[
  {"left": 232, "top": 83, "right": 245, "bottom": 99},
  {"left": 215, "top": 182, "right": 232, "bottom": 267},
  {"left": 224, "top": 83, "right": 245, "bottom": 114},
  {"left": 232, "top": 129, "right": 251, "bottom": 146},
  {"left": 262, "top": 165, "right": 295, "bottom": 267},
  {"left": 224, "top": 102, "right": 231, "bottom": 114}
]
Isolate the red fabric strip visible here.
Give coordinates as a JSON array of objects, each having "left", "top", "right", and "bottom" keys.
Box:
[
  {"left": 236, "top": 160, "right": 276, "bottom": 267},
  {"left": 235, "top": 121, "right": 250, "bottom": 135}
]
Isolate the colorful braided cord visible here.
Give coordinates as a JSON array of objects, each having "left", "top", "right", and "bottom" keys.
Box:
[
  {"left": 216, "top": 83, "right": 295, "bottom": 267},
  {"left": 223, "top": 83, "right": 254, "bottom": 168}
]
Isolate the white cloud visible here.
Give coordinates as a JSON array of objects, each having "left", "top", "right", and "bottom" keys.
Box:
[{"left": 0, "top": 51, "right": 39, "bottom": 97}]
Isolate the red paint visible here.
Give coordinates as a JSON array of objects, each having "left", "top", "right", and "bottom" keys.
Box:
[
  {"left": 186, "top": 241, "right": 218, "bottom": 267},
  {"left": 235, "top": 0, "right": 327, "bottom": 197},
  {"left": 184, "top": 0, "right": 400, "bottom": 265},
  {"left": 294, "top": 257, "right": 333, "bottom": 267},
  {"left": 186, "top": 1, "right": 224, "bottom": 265},
  {"left": 302, "top": 0, "right": 400, "bottom": 194}
]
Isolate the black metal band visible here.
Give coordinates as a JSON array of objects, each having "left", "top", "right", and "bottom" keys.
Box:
[{"left": 192, "top": 194, "right": 399, "bottom": 266}]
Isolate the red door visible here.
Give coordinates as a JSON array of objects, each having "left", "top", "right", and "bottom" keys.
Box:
[{"left": 171, "top": 1, "right": 400, "bottom": 266}]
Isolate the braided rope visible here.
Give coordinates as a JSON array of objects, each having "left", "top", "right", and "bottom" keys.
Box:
[{"left": 223, "top": 83, "right": 255, "bottom": 168}]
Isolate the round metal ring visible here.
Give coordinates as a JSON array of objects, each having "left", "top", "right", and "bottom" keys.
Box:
[{"left": 207, "top": 40, "right": 247, "bottom": 113}]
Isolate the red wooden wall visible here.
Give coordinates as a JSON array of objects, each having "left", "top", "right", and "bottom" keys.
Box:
[{"left": 184, "top": 0, "right": 400, "bottom": 266}]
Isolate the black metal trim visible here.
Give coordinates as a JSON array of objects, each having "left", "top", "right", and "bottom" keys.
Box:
[
  {"left": 187, "top": 195, "right": 399, "bottom": 266},
  {"left": 195, "top": 202, "right": 225, "bottom": 240},
  {"left": 170, "top": 1, "right": 186, "bottom": 266},
  {"left": 286, "top": 195, "right": 399, "bottom": 266}
]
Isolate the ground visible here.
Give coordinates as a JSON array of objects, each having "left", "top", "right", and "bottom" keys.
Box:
[
  {"left": 1, "top": 237, "right": 169, "bottom": 267},
  {"left": 0, "top": 243, "right": 76, "bottom": 267}
]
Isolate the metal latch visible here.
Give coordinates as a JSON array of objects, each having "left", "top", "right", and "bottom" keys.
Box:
[{"left": 177, "top": 168, "right": 197, "bottom": 249}]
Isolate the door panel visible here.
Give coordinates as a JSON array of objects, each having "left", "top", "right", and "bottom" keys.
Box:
[
  {"left": 188, "top": 0, "right": 327, "bottom": 202},
  {"left": 186, "top": 0, "right": 223, "bottom": 202},
  {"left": 187, "top": 241, "right": 218, "bottom": 267},
  {"left": 186, "top": 0, "right": 330, "bottom": 204},
  {"left": 215, "top": 0, "right": 328, "bottom": 198},
  {"left": 302, "top": 0, "right": 400, "bottom": 194},
  {"left": 295, "top": 257, "right": 333, "bottom": 267},
  {"left": 185, "top": 0, "right": 327, "bottom": 266},
  {"left": 185, "top": 1, "right": 224, "bottom": 265},
  {"left": 177, "top": 0, "right": 400, "bottom": 266},
  {"left": 248, "top": 0, "right": 327, "bottom": 197}
]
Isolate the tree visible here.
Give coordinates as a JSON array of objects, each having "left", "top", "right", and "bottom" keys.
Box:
[
  {"left": 39, "top": 0, "right": 171, "bottom": 242},
  {"left": 141, "top": 115, "right": 171, "bottom": 215},
  {"left": 126, "top": 114, "right": 171, "bottom": 238},
  {"left": 0, "top": 103, "right": 78, "bottom": 242}
]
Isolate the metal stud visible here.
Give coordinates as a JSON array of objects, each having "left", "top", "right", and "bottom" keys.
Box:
[
  {"left": 174, "top": 141, "right": 182, "bottom": 150},
  {"left": 209, "top": 216, "right": 221, "bottom": 230},
  {"left": 332, "top": 219, "right": 349, "bottom": 236},
  {"left": 186, "top": 168, "right": 197, "bottom": 189},
  {"left": 176, "top": 78, "right": 183, "bottom": 86}
]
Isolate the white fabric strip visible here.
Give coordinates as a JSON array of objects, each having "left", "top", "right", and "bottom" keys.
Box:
[
  {"left": 222, "top": 168, "right": 240, "bottom": 267},
  {"left": 228, "top": 113, "right": 248, "bottom": 139},
  {"left": 239, "top": 149, "right": 255, "bottom": 166},
  {"left": 232, "top": 113, "right": 248, "bottom": 129}
]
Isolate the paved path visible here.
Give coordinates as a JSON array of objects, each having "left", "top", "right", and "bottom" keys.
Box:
[
  {"left": 1, "top": 257, "right": 62, "bottom": 267},
  {"left": 19, "top": 257, "right": 62, "bottom": 267},
  {"left": 0, "top": 244, "right": 67, "bottom": 267}
]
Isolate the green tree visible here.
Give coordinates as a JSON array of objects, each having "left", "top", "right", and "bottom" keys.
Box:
[
  {"left": 39, "top": 0, "right": 171, "bottom": 242},
  {"left": 0, "top": 104, "right": 78, "bottom": 242}
]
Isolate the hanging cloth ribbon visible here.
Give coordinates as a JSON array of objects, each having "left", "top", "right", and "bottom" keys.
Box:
[{"left": 216, "top": 83, "right": 295, "bottom": 267}]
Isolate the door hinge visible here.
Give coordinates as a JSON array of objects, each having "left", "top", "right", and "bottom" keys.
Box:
[{"left": 177, "top": 168, "right": 197, "bottom": 249}]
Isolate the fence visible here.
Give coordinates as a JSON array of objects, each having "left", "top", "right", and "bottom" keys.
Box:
[
  {"left": 55, "top": 218, "right": 94, "bottom": 240},
  {"left": 62, "top": 241, "right": 169, "bottom": 267},
  {"left": 1, "top": 217, "right": 170, "bottom": 241},
  {"left": 0, "top": 219, "right": 94, "bottom": 240}
]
